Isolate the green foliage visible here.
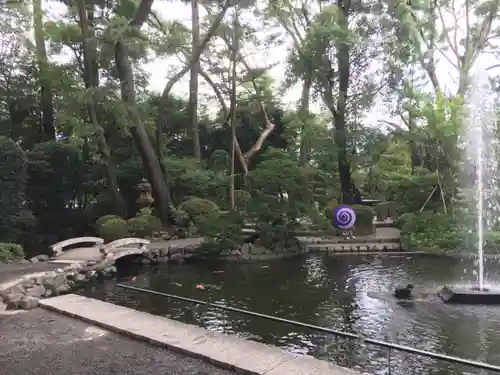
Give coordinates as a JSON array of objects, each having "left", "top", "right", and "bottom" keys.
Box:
[
  {"left": 234, "top": 189, "right": 251, "bottom": 210},
  {"left": 401, "top": 212, "right": 463, "bottom": 251},
  {"left": 323, "top": 201, "right": 373, "bottom": 227},
  {"left": 26, "top": 141, "right": 84, "bottom": 214},
  {"left": 165, "top": 157, "right": 228, "bottom": 206},
  {"left": 96, "top": 215, "right": 122, "bottom": 228},
  {"left": 0, "top": 243, "right": 25, "bottom": 263},
  {"left": 351, "top": 205, "right": 375, "bottom": 227},
  {"left": 2, "top": 2, "right": 496, "bottom": 259},
  {"left": 179, "top": 198, "right": 221, "bottom": 225},
  {"left": 323, "top": 199, "right": 338, "bottom": 220},
  {"left": 127, "top": 214, "right": 162, "bottom": 238},
  {"left": 196, "top": 211, "right": 245, "bottom": 259},
  {"left": 0, "top": 137, "right": 29, "bottom": 242},
  {"left": 208, "top": 149, "right": 230, "bottom": 172},
  {"left": 97, "top": 218, "right": 130, "bottom": 242},
  {"left": 386, "top": 169, "right": 441, "bottom": 214}
]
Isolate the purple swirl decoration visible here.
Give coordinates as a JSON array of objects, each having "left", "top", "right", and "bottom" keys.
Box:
[{"left": 333, "top": 205, "right": 356, "bottom": 229}]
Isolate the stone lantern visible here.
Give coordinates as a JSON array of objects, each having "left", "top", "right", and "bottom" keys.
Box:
[{"left": 136, "top": 178, "right": 154, "bottom": 210}]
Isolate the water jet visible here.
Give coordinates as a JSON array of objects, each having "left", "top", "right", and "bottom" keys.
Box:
[{"left": 438, "top": 68, "right": 500, "bottom": 305}]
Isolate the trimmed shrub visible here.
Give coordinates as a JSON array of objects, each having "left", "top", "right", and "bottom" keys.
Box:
[
  {"left": 0, "top": 243, "right": 25, "bottom": 262},
  {"left": 96, "top": 215, "right": 122, "bottom": 228},
  {"left": 97, "top": 218, "right": 130, "bottom": 242},
  {"left": 128, "top": 215, "right": 162, "bottom": 238},
  {"left": 323, "top": 202, "right": 375, "bottom": 234},
  {"left": 179, "top": 198, "right": 220, "bottom": 224},
  {"left": 351, "top": 205, "right": 375, "bottom": 227}
]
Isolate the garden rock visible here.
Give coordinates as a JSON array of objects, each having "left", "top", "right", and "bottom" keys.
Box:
[
  {"left": 169, "top": 253, "right": 184, "bottom": 264},
  {"left": 18, "top": 296, "right": 39, "bottom": 310}
]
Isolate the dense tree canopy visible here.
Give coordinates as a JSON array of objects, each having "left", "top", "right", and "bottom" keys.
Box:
[{"left": 0, "top": 0, "right": 499, "bottom": 258}]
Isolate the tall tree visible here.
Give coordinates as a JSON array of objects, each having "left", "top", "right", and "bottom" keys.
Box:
[
  {"left": 76, "top": 0, "right": 127, "bottom": 217},
  {"left": 114, "top": 0, "right": 173, "bottom": 224},
  {"left": 188, "top": 0, "right": 201, "bottom": 160},
  {"left": 33, "top": 0, "right": 55, "bottom": 140}
]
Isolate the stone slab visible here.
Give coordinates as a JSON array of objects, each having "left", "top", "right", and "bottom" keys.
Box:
[
  {"left": 49, "top": 259, "right": 86, "bottom": 264},
  {"left": 307, "top": 242, "right": 402, "bottom": 252},
  {"left": 39, "top": 294, "right": 359, "bottom": 375}
]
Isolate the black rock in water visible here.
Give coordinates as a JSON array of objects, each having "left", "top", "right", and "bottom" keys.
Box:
[{"left": 394, "top": 284, "right": 413, "bottom": 299}]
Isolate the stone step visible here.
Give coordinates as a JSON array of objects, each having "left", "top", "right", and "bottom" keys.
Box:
[
  {"left": 307, "top": 242, "right": 401, "bottom": 252},
  {"left": 374, "top": 220, "right": 395, "bottom": 228},
  {"left": 299, "top": 237, "right": 400, "bottom": 244}
]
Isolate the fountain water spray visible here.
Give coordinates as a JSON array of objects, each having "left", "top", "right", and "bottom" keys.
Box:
[
  {"left": 465, "top": 68, "right": 497, "bottom": 291},
  {"left": 476, "top": 111, "right": 484, "bottom": 291},
  {"left": 438, "top": 68, "right": 500, "bottom": 304}
]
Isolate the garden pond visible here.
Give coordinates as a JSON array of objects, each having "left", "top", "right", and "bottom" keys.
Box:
[{"left": 81, "top": 254, "right": 500, "bottom": 375}]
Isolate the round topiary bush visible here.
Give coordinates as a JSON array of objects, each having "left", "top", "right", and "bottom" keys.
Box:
[
  {"left": 96, "top": 214, "right": 122, "bottom": 229},
  {"left": 179, "top": 198, "right": 220, "bottom": 224},
  {"left": 180, "top": 195, "right": 200, "bottom": 202},
  {"left": 97, "top": 218, "right": 130, "bottom": 241},
  {"left": 0, "top": 242, "right": 25, "bottom": 263},
  {"left": 128, "top": 215, "right": 162, "bottom": 238}
]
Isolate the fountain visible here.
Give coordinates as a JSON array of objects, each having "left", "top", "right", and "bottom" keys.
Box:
[{"left": 438, "top": 69, "right": 500, "bottom": 304}]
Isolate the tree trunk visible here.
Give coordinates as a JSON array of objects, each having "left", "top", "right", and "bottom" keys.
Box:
[
  {"left": 33, "top": 0, "right": 55, "bottom": 141},
  {"left": 188, "top": 0, "right": 201, "bottom": 160},
  {"left": 228, "top": 12, "right": 239, "bottom": 210},
  {"left": 114, "top": 0, "right": 172, "bottom": 224},
  {"left": 334, "top": 0, "right": 354, "bottom": 204},
  {"left": 298, "top": 74, "right": 312, "bottom": 165},
  {"left": 77, "top": 0, "right": 127, "bottom": 218}
]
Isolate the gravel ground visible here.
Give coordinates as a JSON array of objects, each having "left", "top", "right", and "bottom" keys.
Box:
[
  {"left": 0, "top": 309, "right": 235, "bottom": 375},
  {"left": 0, "top": 262, "right": 62, "bottom": 285}
]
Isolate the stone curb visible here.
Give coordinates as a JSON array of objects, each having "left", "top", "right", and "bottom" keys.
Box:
[{"left": 40, "top": 294, "right": 362, "bottom": 375}]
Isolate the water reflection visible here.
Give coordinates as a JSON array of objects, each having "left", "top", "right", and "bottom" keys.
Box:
[{"left": 81, "top": 254, "right": 500, "bottom": 375}]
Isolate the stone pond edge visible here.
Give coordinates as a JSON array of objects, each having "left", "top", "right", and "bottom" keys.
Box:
[
  {"left": 39, "top": 294, "right": 365, "bottom": 375},
  {"left": 1, "top": 235, "right": 407, "bottom": 311},
  {"left": 0, "top": 259, "right": 117, "bottom": 311}
]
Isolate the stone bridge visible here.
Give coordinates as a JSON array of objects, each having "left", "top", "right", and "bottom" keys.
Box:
[{"left": 49, "top": 237, "right": 155, "bottom": 264}]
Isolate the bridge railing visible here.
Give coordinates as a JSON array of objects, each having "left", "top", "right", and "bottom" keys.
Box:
[
  {"left": 115, "top": 284, "right": 500, "bottom": 374},
  {"left": 50, "top": 236, "right": 104, "bottom": 256}
]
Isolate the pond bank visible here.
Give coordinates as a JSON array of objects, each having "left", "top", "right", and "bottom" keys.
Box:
[{"left": 0, "top": 259, "right": 117, "bottom": 311}]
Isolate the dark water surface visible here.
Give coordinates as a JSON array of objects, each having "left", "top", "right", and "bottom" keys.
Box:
[{"left": 81, "top": 254, "right": 500, "bottom": 375}]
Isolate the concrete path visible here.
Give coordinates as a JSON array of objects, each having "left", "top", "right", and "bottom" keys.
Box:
[
  {"left": 0, "top": 309, "right": 235, "bottom": 375},
  {"left": 40, "top": 294, "right": 360, "bottom": 375},
  {"left": 53, "top": 246, "right": 102, "bottom": 262}
]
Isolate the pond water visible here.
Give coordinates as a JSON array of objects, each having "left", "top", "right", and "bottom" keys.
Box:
[{"left": 81, "top": 254, "right": 500, "bottom": 375}]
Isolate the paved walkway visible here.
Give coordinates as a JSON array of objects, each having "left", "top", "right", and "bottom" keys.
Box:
[
  {"left": 0, "top": 309, "right": 235, "bottom": 375},
  {"left": 40, "top": 294, "right": 360, "bottom": 375}
]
